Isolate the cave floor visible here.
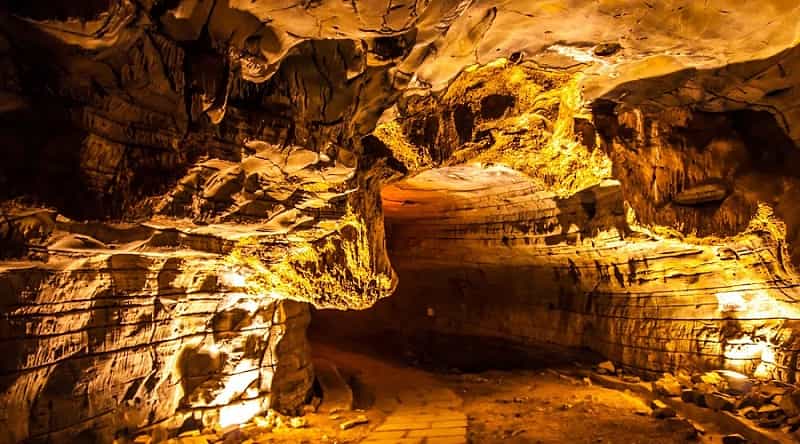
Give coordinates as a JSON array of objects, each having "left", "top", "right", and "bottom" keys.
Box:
[
  {"left": 166, "top": 340, "right": 739, "bottom": 444},
  {"left": 292, "top": 340, "right": 727, "bottom": 444}
]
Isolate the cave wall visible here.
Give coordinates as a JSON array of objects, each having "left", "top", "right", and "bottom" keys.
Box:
[
  {"left": 0, "top": 3, "right": 404, "bottom": 442},
  {"left": 316, "top": 53, "right": 800, "bottom": 383},
  {"left": 317, "top": 166, "right": 800, "bottom": 381},
  {"left": 0, "top": 235, "right": 312, "bottom": 443}
]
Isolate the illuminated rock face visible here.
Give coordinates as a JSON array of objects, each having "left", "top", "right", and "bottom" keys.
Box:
[
  {"left": 371, "top": 166, "right": 800, "bottom": 380},
  {"left": 320, "top": 53, "right": 800, "bottom": 384},
  {"left": 2, "top": 0, "right": 800, "bottom": 443},
  {"left": 0, "top": 138, "right": 395, "bottom": 443},
  {"left": 0, "top": 208, "right": 319, "bottom": 443}
]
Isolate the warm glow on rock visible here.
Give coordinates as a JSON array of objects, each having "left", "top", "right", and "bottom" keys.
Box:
[
  {"left": 211, "top": 360, "right": 260, "bottom": 407},
  {"left": 222, "top": 270, "right": 248, "bottom": 288},
  {"left": 723, "top": 338, "right": 764, "bottom": 363},
  {"left": 715, "top": 291, "right": 747, "bottom": 312},
  {"left": 754, "top": 344, "right": 777, "bottom": 380},
  {"left": 218, "top": 399, "right": 263, "bottom": 428},
  {"left": 5, "top": 0, "right": 800, "bottom": 441}
]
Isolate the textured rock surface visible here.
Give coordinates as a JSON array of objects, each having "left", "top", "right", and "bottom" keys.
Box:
[
  {"left": 317, "top": 44, "right": 800, "bottom": 386},
  {"left": 319, "top": 165, "right": 800, "bottom": 380},
  {"left": 0, "top": 125, "right": 397, "bottom": 442},
  {"left": 2, "top": 1, "right": 800, "bottom": 443}
]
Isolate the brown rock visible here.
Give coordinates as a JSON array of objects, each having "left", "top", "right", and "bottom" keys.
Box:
[
  {"left": 759, "top": 383, "right": 788, "bottom": 399},
  {"left": 6, "top": 2, "right": 800, "bottom": 444},
  {"left": 757, "top": 404, "right": 783, "bottom": 415},
  {"left": 722, "top": 434, "right": 747, "bottom": 444},
  {"left": 758, "top": 415, "right": 786, "bottom": 428},
  {"left": 704, "top": 392, "right": 736, "bottom": 411},
  {"left": 779, "top": 389, "right": 800, "bottom": 417},
  {"left": 663, "top": 417, "right": 700, "bottom": 440},
  {"left": 654, "top": 374, "right": 683, "bottom": 397},
  {"left": 597, "top": 361, "right": 616, "bottom": 374},
  {"left": 684, "top": 388, "right": 707, "bottom": 407},
  {"left": 739, "top": 406, "right": 758, "bottom": 419},
  {"left": 673, "top": 183, "right": 728, "bottom": 205},
  {"left": 738, "top": 391, "right": 766, "bottom": 409},
  {"left": 288, "top": 417, "right": 307, "bottom": 429},
  {"left": 593, "top": 42, "right": 622, "bottom": 57},
  {"left": 340, "top": 415, "right": 369, "bottom": 430},
  {"left": 651, "top": 400, "right": 676, "bottom": 418},
  {"left": 715, "top": 370, "right": 753, "bottom": 394}
]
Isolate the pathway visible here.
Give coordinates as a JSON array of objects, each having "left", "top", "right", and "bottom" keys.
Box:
[{"left": 312, "top": 343, "right": 467, "bottom": 444}]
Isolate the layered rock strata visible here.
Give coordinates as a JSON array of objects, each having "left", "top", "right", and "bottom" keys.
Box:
[
  {"left": 3, "top": 1, "right": 800, "bottom": 443},
  {"left": 319, "top": 165, "right": 800, "bottom": 381},
  {"left": 0, "top": 140, "right": 396, "bottom": 444}
]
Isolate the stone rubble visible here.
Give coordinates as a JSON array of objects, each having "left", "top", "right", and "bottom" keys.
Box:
[
  {"left": 651, "top": 367, "right": 800, "bottom": 437},
  {"left": 338, "top": 415, "right": 369, "bottom": 430},
  {"left": 597, "top": 361, "right": 616, "bottom": 375},
  {"left": 593, "top": 360, "right": 800, "bottom": 440},
  {"left": 650, "top": 400, "right": 677, "bottom": 419}
]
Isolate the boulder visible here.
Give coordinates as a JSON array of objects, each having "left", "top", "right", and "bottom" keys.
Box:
[
  {"left": 680, "top": 388, "right": 708, "bottom": 407},
  {"left": 722, "top": 434, "right": 747, "bottom": 444},
  {"left": 779, "top": 389, "right": 800, "bottom": 417},
  {"left": 739, "top": 406, "right": 758, "bottom": 420},
  {"left": 699, "top": 372, "right": 724, "bottom": 387},
  {"left": 654, "top": 374, "right": 683, "bottom": 397},
  {"left": 597, "top": 361, "right": 616, "bottom": 374},
  {"left": 651, "top": 400, "right": 676, "bottom": 418},
  {"left": 715, "top": 370, "right": 753, "bottom": 394},
  {"left": 673, "top": 183, "right": 728, "bottom": 205},
  {"left": 340, "top": 415, "right": 369, "bottom": 430},
  {"left": 704, "top": 392, "right": 736, "bottom": 411}
]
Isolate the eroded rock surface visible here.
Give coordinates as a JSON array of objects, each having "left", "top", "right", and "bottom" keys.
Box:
[{"left": 3, "top": 1, "right": 800, "bottom": 443}]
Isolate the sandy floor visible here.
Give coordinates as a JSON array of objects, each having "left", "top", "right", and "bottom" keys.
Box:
[
  {"left": 443, "top": 368, "right": 711, "bottom": 444},
  {"left": 310, "top": 342, "right": 723, "bottom": 444},
  {"left": 209, "top": 339, "right": 732, "bottom": 443}
]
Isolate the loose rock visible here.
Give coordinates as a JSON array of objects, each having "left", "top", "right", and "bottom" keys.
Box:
[
  {"left": 722, "top": 434, "right": 747, "bottom": 444},
  {"left": 340, "top": 415, "right": 369, "bottom": 430},
  {"left": 651, "top": 400, "right": 676, "bottom": 419},
  {"left": 289, "top": 417, "right": 308, "bottom": 429},
  {"left": 597, "top": 361, "right": 615, "bottom": 375},
  {"left": 704, "top": 392, "right": 736, "bottom": 411},
  {"left": 654, "top": 374, "right": 683, "bottom": 397}
]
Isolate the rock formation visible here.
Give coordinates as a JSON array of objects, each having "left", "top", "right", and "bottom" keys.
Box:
[{"left": 2, "top": 0, "right": 800, "bottom": 443}]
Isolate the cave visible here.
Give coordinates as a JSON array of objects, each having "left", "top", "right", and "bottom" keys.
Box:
[{"left": 3, "top": 1, "right": 800, "bottom": 444}]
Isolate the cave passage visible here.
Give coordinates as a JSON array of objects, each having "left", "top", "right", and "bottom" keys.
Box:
[
  {"left": 312, "top": 164, "right": 608, "bottom": 372},
  {"left": 4, "top": 1, "right": 800, "bottom": 443}
]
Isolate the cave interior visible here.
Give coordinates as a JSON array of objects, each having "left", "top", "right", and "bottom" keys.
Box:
[{"left": 3, "top": 1, "right": 800, "bottom": 443}]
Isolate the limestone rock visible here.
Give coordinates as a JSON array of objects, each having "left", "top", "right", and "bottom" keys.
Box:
[
  {"left": 722, "top": 434, "right": 747, "bottom": 444},
  {"left": 597, "top": 361, "right": 616, "bottom": 375},
  {"left": 779, "top": 390, "right": 800, "bottom": 417},
  {"left": 4, "top": 1, "right": 800, "bottom": 443},
  {"left": 704, "top": 393, "right": 737, "bottom": 412},
  {"left": 654, "top": 374, "right": 683, "bottom": 397},
  {"left": 339, "top": 415, "right": 369, "bottom": 430},
  {"left": 651, "top": 400, "right": 676, "bottom": 419},
  {"left": 672, "top": 183, "right": 729, "bottom": 206}
]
